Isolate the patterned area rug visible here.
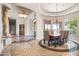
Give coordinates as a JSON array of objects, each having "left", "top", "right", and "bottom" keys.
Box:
[{"left": 39, "top": 40, "right": 79, "bottom": 52}]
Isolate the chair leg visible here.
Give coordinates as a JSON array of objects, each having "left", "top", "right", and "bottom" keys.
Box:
[
  {"left": 48, "top": 40, "right": 50, "bottom": 46},
  {"left": 54, "top": 39, "right": 57, "bottom": 47},
  {"left": 44, "top": 39, "right": 45, "bottom": 44},
  {"left": 54, "top": 41, "right": 57, "bottom": 47},
  {"left": 59, "top": 40, "right": 62, "bottom": 45}
]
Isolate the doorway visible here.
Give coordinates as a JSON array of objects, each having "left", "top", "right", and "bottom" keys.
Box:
[
  {"left": 19, "top": 24, "right": 25, "bottom": 35},
  {"left": 9, "top": 18, "right": 16, "bottom": 35}
]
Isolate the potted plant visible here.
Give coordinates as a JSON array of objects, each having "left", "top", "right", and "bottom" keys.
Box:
[{"left": 67, "top": 19, "right": 77, "bottom": 33}]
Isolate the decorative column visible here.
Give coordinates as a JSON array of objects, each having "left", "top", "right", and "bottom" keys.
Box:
[
  {"left": 0, "top": 4, "right": 3, "bottom": 36},
  {"left": 36, "top": 13, "right": 44, "bottom": 40},
  {"left": 25, "top": 16, "right": 32, "bottom": 40},
  {"left": 25, "top": 12, "right": 35, "bottom": 40},
  {"left": 0, "top": 4, "right": 3, "bottom": 54},
  {"left": 2, "top": 5, "right": 9, "bottom": 36},
  {"left": 16, "top": 17, "right": 19, "bottom": 36},
  {"left": 25, "top": 18, "right": 31, "bottom": 36}
]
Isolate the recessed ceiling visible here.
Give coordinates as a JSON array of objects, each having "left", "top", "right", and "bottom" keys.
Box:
[
  {"left": 14, "top": 3, "right": 79, "bottom": 16},
  {"left": 16, "top": 6, "right": 33, "bottom": 15},
  {"left": 40, "top": 3, "right": 75, "bottom": 12}
]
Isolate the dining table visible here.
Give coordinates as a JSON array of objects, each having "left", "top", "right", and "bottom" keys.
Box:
[{"left": 48, "top": 33, "right": 61, "bottom": 47}]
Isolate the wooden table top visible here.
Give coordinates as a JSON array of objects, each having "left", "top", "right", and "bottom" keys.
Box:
[{"left": 49, "top": 34, "right": 60, "bottom": 37}]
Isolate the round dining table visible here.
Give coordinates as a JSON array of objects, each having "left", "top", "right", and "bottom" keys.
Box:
[{"left": 48, "top": 34, "right": 61, "bottom": 47}]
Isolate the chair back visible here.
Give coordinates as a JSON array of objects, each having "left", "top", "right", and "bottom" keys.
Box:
[
  {"left": 44, "top": 31, "right": 49, "bottom": 40},
  {"left": 60, "top": 31, "right": 65, "bottom": 40},
  {"left": 64, "top": 31, "right": 69, "bottom": 39}
]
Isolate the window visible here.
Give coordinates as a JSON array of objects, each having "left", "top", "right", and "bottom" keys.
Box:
[{"left": 45, "top": 24, "right": 51, "bottom": 31}]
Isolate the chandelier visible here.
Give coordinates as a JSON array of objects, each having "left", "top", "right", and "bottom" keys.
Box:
[
  {"left": 19, "top": 14, "right": 27, "bottom": 18},
  {"left": 19, "top": 9, "right": 27, "bottom": 18}
]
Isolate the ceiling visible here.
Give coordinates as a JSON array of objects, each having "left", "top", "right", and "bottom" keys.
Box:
[
  {"left": 40, "top": 3, "right": 74, "bottom": 12},
  {"left": 16, "top": 6, "right": 33, "bottom": 15},
  {"left": 14, "top": 3, "right": 79, "bottom": 16}
]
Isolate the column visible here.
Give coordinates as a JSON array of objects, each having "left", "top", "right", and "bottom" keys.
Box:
[
  {"left": 16, "top": 17, "right": 19, "bottom": 36},
  {"left": 25, "top": 16, "right": 32, "bottom": 40},
  {"left": 25, "top": 18, "right": 31, "bottom": 36},
  {"left": 2, "top": 5, "right": 9, "bottom": 36},
  {"left": 25, "top": 13, "right": 34, "bottom": 40},
  {"left": 0, "top": 4, "right": 3, "bottom": 36},
  {"left": 36, "top": 14, "right": 44, "bottom": 40},
  {"left": 0, "top": 4, "right": 3, "bottom": 54},
  {"left": 14, "top": 14, "right": 20, "bottom": 42}
]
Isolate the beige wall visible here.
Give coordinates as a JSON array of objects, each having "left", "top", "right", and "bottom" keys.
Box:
[{"left": 3, "top": 4, "right": 79, "bottom": 40}]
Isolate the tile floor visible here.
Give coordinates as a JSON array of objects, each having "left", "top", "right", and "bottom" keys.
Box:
[{"left": 1, "top": 39, "right": 79, "bottom": 56}]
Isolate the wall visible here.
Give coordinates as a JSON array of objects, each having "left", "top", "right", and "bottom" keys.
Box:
[
  {"left": 8, "top": 4, "right": 34, "bottom": 39},
  {"left": 24, "top": 12, "right": 44, "bottom": 40},
  {"left": 26, "top": 11, "right": 79, "bottom": 40},
  {"left": 4, "top": 4, "right": 79, "bottom": 41},
  {"left": 61, "top": 11, "right": 79, "bottom": 34},
  {"left": 19, "top": 18, "right": 25, "bottom": 24},
  {"left": 8, "top": 4, "right": 19, "bottom": 36}
]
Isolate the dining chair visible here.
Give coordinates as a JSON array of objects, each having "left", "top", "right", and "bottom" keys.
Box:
[
  {"left": 60, "top": 31, "right": 66, "bottom": 44},
  {"left": 64, "top": 31, "right": 69, "bottom": 43},
  {"left": 43, "top": 31, "right": 50, "bottom": 45},
  {"left": 44, "top": 31, "right": 55, "bottom": 46}
]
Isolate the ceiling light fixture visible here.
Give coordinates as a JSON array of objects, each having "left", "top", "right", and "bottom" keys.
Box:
[{"left": 19, "top": 14, "right": 27, "bottom": 18}]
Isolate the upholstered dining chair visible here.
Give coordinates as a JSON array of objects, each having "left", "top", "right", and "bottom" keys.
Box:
[
  {"left": 43, "top": 31, "right": 50, "bottom": 44},
  {"left": 60, "top": 31, "right": 69, "bottom": 44},
  {"left": 60, "top": 31, "right": 66, "bottom": 44},
  {"left": 64, "top": 31, "right": 69, "bottom": 42}
]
